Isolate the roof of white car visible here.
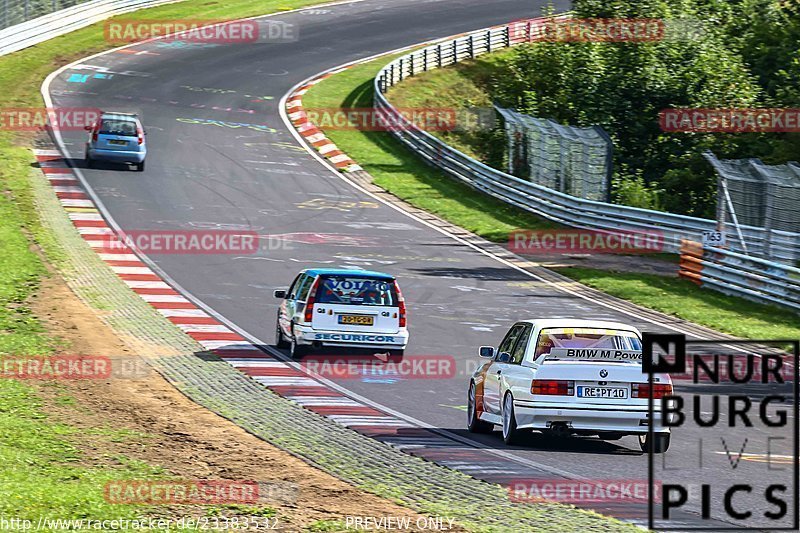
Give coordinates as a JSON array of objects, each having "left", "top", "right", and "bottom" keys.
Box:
[{"left": 517, "top": 318, "right": 640, "bottom": 333}]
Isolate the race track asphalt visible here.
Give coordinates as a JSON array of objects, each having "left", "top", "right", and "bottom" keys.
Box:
[{"left": 46, "top": 0, "right": 795, "bottom": 528}]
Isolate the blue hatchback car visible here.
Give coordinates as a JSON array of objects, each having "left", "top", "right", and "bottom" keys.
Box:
[{"left": 85, "top": 112, "right": 147, "bottom": 171}]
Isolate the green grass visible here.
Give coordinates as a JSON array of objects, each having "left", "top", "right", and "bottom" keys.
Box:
[
  {"left": 0, "top": 0, "right": 330, "bottom": 527},
  {"left": 556, "top": 267, "right": 800, "bottom": 340},
  {"left": 301, "top": 56, "right": 556, "bottom": 243},
  {"left": 303, "top": 55, "right": 800, "bottom": 340}
]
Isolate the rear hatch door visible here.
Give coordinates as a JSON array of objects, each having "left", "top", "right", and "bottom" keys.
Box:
[{"left": 311, "top": 275, "right": 400, "bottom": 334}]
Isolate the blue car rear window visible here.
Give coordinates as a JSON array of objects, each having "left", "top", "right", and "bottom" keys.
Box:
[
  {"left": 99, "top": 119, "right": 137, "bottom": 136},
  {"left": 315, "top": 276, "right": 397, "bottom": 306}
]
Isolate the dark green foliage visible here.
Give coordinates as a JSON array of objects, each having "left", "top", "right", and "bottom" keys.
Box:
[{"left": 491, "top": 0, "right": 799, "bottom": 217}]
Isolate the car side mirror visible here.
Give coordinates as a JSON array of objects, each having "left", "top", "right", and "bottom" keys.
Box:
[
  {"left": 84, "top": 126, "right": 92, "bottom": 131},
  {"left": 496, "top": 352, "right": 512, "bottom": 363},
  {"left": 273, "top": 289, "right": 286, "bottom": 299},
  {"left": 478, "top": 346, "right": 495, "bottom": 359}
]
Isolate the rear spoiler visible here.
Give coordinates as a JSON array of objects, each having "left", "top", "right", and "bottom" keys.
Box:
[{"left": 544, "top": 347, "right": 643, "bottom": 363}]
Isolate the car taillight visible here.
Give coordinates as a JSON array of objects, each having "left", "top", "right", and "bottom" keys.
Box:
[
  {"left": 304, "top": 277, "right": 320, "bottom": 324},
  {"left": 92, "top": 129, "right": 98, "bottom": 142},
  {"left": 137, "top": 126, "right": 144, "bottom": 145},
  {"left": 632, "top": 383, "right": 673, "bottom": 399},
  {"left": 531, "top": 380, "right": 574, "bottom": 395},
  {"left": 393, "top": 280, "right": 406, "bottom": 327}
]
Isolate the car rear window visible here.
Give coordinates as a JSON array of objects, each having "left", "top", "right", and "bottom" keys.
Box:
[
  {"left": 315, "top": 276, "right": 397, "bottom": 306},
  {"left": 99, "top": 119, "right": 137, "bottom": 136},
  {"left": 534, "top": 327, "right": 642, "bottom": 358}
]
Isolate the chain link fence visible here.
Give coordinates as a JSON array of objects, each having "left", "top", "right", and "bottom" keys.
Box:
[
  {"left": 495, "top": 106, "right": 613, "bottom": 202},
  {"left": 705, "top": 151, "right": 800, "bottom": 258},
  {"left": 1, "top": 0, "right": 89, "bottom": 29}
]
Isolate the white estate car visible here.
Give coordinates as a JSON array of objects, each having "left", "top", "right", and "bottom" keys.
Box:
[
  {"left": 467, "top": 319, "right": 672, "bottom": 453},
  {"left": 274, "top": 269, "right": 409, "bottom": 359}
]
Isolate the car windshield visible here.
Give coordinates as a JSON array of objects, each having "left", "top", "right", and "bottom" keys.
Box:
[
  {"left": 534, "top": 327, "right": 641, "bottom": 358},
  {"left": 315, "top": 276, "right": 397, "bottom": 306},
  {"left": 99, "top": 119, "right": 137, "bottom": 136}
]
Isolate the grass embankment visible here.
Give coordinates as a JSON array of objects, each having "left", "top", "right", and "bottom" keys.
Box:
[
  {"left": 0, "top": 0, "right": 324, "bottom": 525},
  {"left": 302, "top": 56, "right": 800, "bottom": 340}
]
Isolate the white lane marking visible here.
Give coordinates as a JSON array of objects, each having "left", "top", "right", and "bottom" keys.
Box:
[
  {"left": 33, "top": 149, "right": 62, "bottom": 156},
  {"left": 104, "top": 253, "right": 144, "bottom": 262},
  {"left": 110, "top": 266, "right": 154, "bottom": 275},
  {"left": 69, "top": 212, "right": 104, "bottom": 221},
  {"left": 253, "top": 376, "right": 320, "bottom": 387},
  {"left": 123, "top": 279, "right": 172, "bottom": 289},
  {"left": 157, "top": 308, "right": 211, "bottom": 318},
  {"left": 288, "top": 396, "right": 363, "bottom": 407},
  {"left": 138, "top": 294, "right": 192, "bottom": 303},
  {"left": 328, "top": 416, "right": 413, "bottom": 427}
]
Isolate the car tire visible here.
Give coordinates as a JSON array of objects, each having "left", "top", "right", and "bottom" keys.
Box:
[
  {"left": 639, "top": 432, "right": 670, "bottom": 453},
  {"left": 289, "top": 328, "right": 308, "bottom": 360},
  {"left": 501, "top": 393, "right": 525, "bottom": 445},
  {"left": 390, "top": 349, "right": 405, "bottom": 357},
  {"left": 85, "top": 153, "right": 94, "bottom": 168},
  {"left": 467, "top": 382, "right": 494, "bottom": 434},
  {"left": 136, "top": 161, "right": 145, "bottom": 172},
  {"left": 275, "top": 316, "right": 289, "bottom": 349}
]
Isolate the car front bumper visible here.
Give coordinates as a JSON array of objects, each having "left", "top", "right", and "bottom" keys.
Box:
[
  {"left": 514, "top": 400, "right": 670, "bottom": 434},
  {"left": 88, "top": 147, "right": 146, "bottom": 163},
  {"left": 295, "top": 325, "right": 409, "bottom": 350}
]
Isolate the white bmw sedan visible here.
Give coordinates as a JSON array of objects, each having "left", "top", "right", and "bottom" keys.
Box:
[{"left": 467, "top": 319, "right": 672, "bottom": 453}]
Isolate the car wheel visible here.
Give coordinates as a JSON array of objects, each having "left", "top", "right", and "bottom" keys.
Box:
[
  {"left": 275, "top": 316, "right": 289, "bottom": 349},
  {"left": 136, "top": 161, "right": 145, "bottom": 172},
  {"left": 639, "top": 432, "right": 670, "bottom": 453},
  {"left": 501, "top": 393, "right": 525, "bottom": 445},
  {"left": 390, "top": 349, "right": 405, "bottom": 357},
  {"left": 85, "top": 153, "right": 94, "bottom": 168},
  {"left": 467, "top": 382, "right": 493, "bottom": 434},
  {"left": 289, "top": 328, "right": 308, "bottom": 360}
]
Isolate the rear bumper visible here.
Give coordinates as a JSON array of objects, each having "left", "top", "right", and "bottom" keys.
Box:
[
  {"left": 88, "top": 147, "right": 146, "bottom": 163},
  {"left": 295, "top": 325, "right": 408, "bottom": 350},
  {"left": 514, "top": 400, "right": 669, "bottom": 434}
]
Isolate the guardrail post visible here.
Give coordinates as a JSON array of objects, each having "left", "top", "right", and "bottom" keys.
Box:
[
  {"left": 389, "top": 63, "right": 395, "bottom": 86},
  {"left": 486, "top": 30, "right": 491, "bottom": 53},
  {"left": 399, "top": 58, "right": 404, "bottom": 82},
  {"left": 469, "top": 35, "right": 474, "bottom": 58},
  {"left": 437, "top": 44, "right": 442, "bottom": 68},
  {"left": 423, "top": 48, "right": 428, "bottom": 71},
  {"left": 409, "top": 54, "right": 414, "bottom": 77},
  {"left": 504, "top": 26, "right": 510, "bottom": 48},
  {"left": 452, "top": 40, "right": 457, "bottom": 63}
]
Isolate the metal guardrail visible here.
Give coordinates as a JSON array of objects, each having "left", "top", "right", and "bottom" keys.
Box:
[
  {"left": 373, "top": 18, "right": 800, "bottom": 312},
  {"left": 373, "top": 19, "right": 800, "bottom": 265},
  {"left": 679, "top": 240, "right": 800, "bottom": 312},
  {"left": 0, "top": 0, "right": 177, "bottom": 56}
]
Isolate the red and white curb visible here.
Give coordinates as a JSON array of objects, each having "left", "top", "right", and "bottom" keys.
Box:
[
  {"left": 33, "top": 147, "right": 430, "bottom": 440},
  {"left": 286, "top": 67, "right": 363, "bottom": 173}
]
